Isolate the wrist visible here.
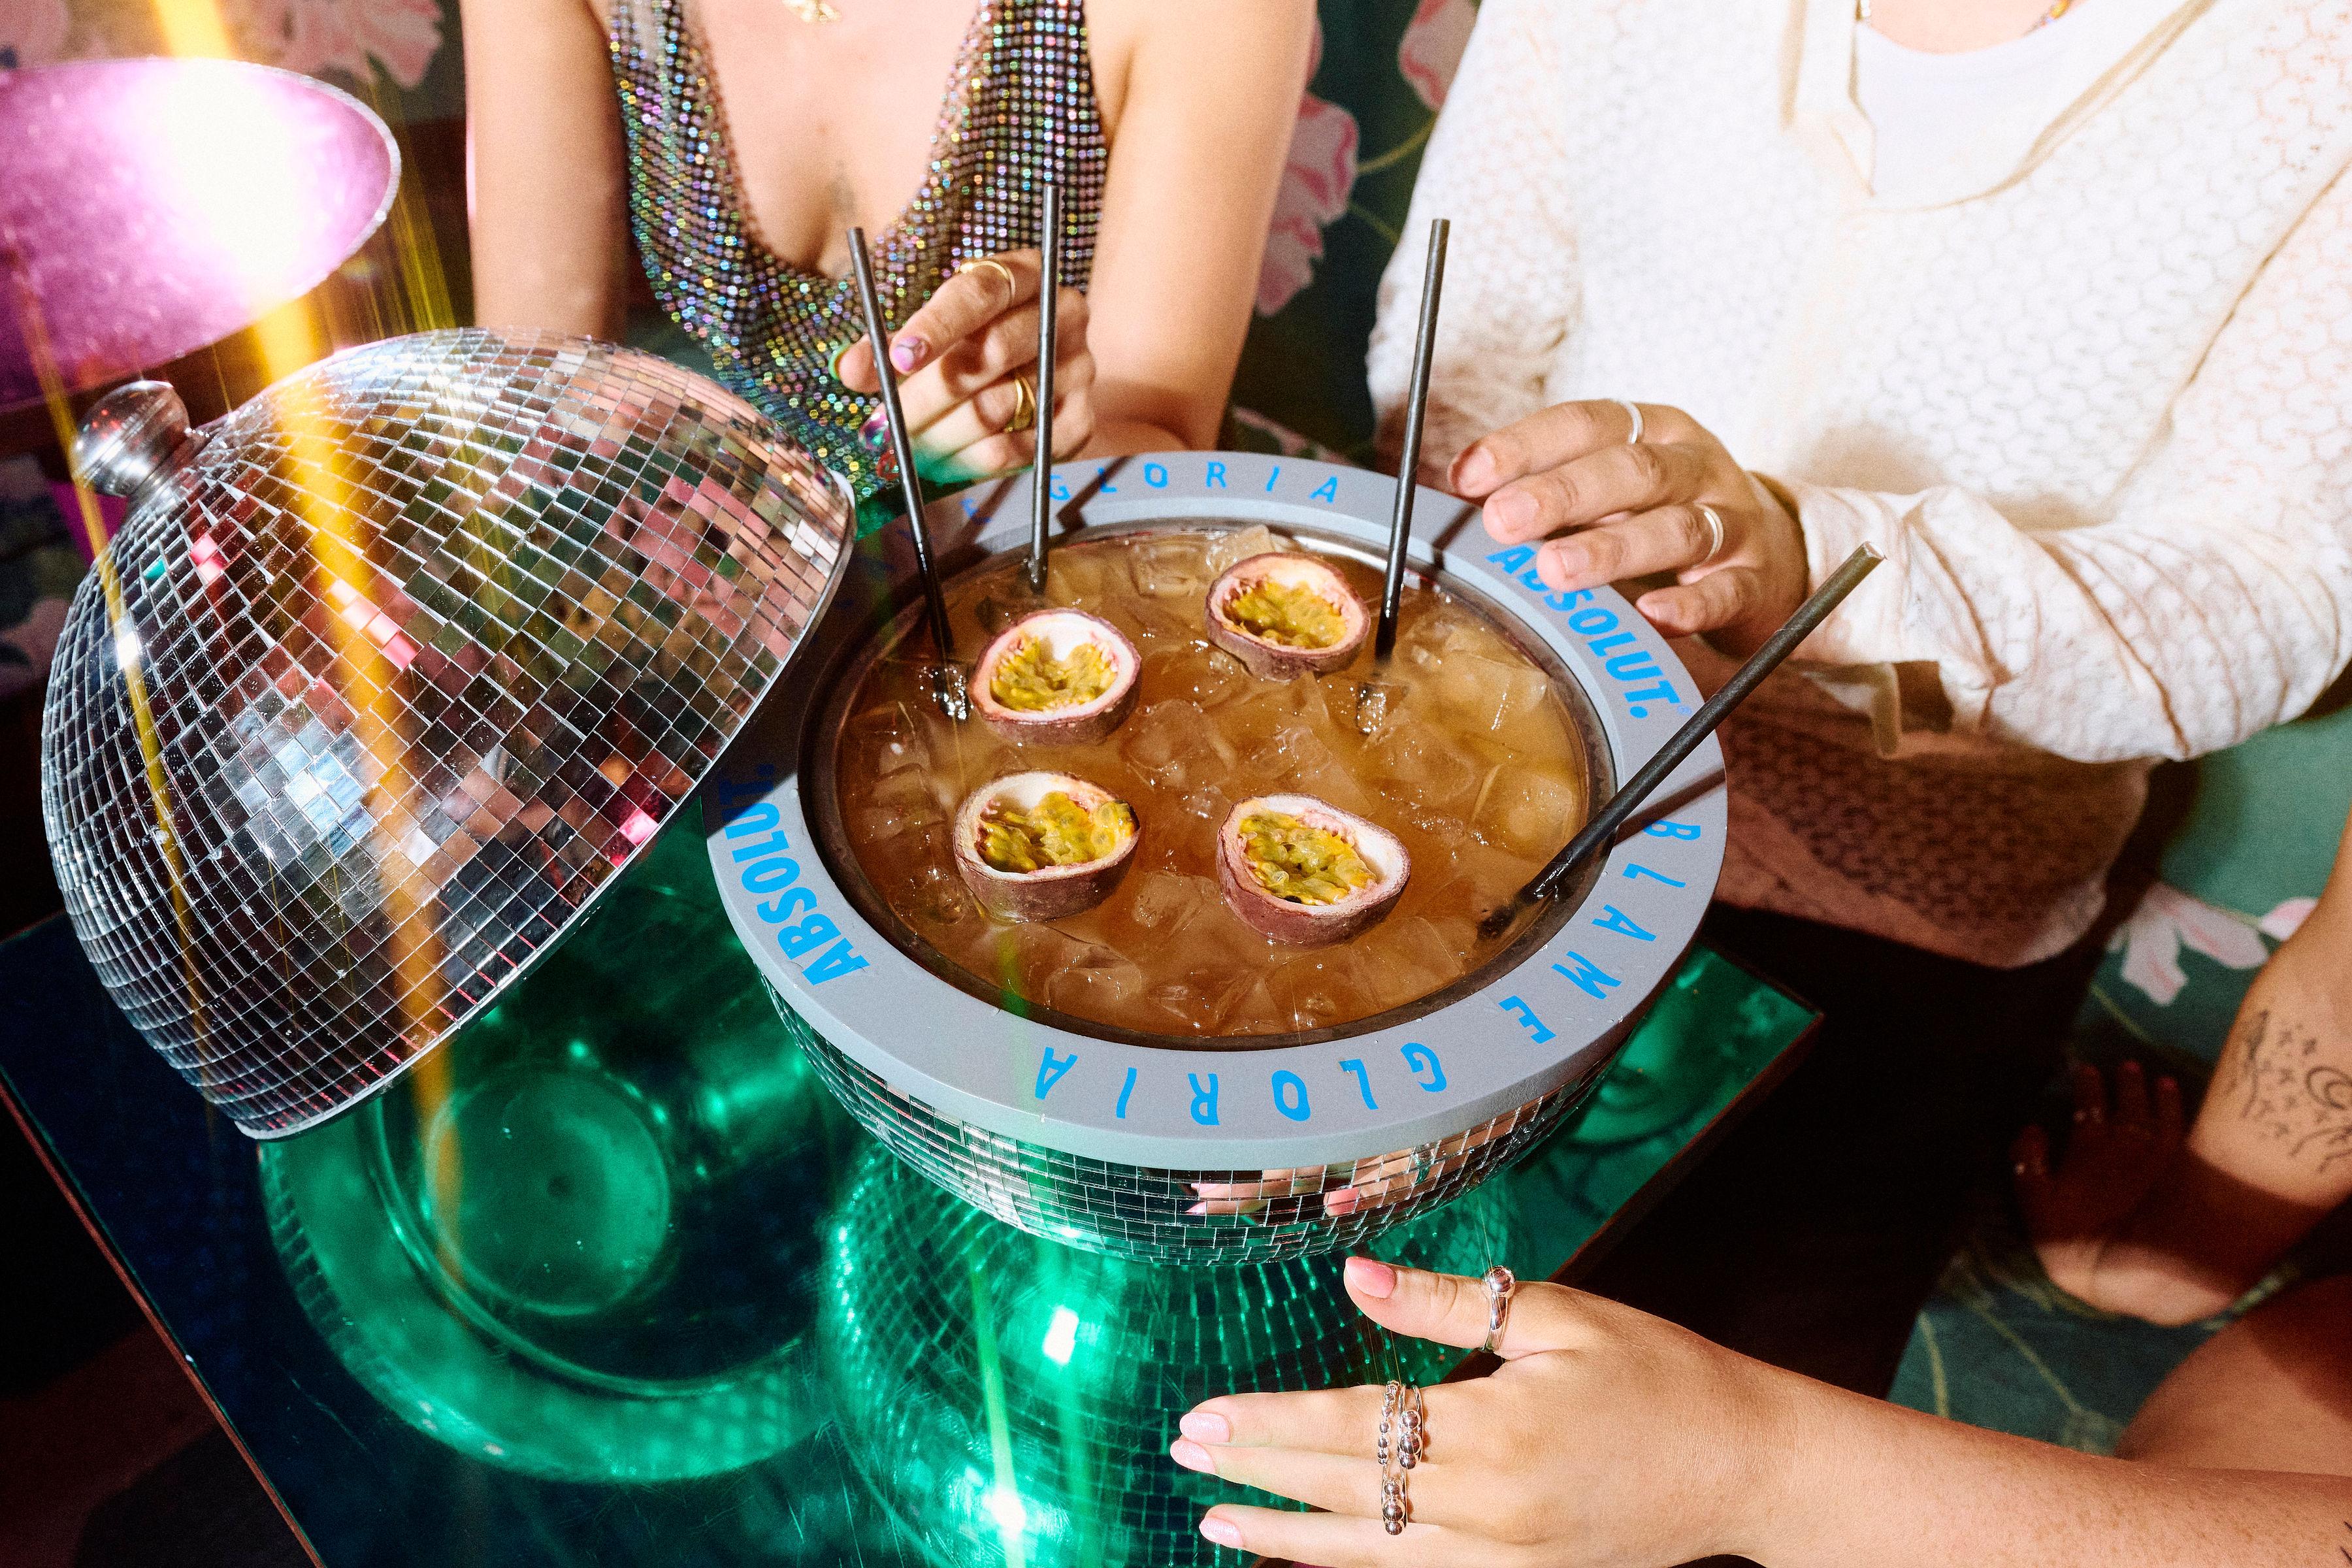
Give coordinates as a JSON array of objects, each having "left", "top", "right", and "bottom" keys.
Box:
[{"left": 1710, "top": 1352, "right": 1829, "bottom": 1561}]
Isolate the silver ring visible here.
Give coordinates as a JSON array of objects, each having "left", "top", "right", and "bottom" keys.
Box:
[
  {"left": 1377, "top": 1380, "right": 1424, "bottom": 1534},
  {"left": 1480, "top": 1265, "right": 1516, "bottom": 1355},
  {"left": 1613, "top": 398, "right": 1644, "bottom": 445},
  {"left": 1695, "top": 503, "right": 1727, "bottom": 565}
]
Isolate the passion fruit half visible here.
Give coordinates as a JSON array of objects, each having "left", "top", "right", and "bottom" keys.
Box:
[
  {"left": 954, "top": 772, "right": 1140, "bottom": 923},
  {"left": 1203, "top": 552, "right": 1369, "bottom": 680},
  {"left": 1217, "top": 794, "right": 1409, "bottom": 945},
  {"left": 971, "top": 609, "right": 1141, "bottom": 745}
]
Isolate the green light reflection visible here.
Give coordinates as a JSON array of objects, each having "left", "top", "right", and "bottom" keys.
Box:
[
  {"left": 822, "top": 1142, "right": 1518, "bottom": 1568},
  {"left": 261, "top": 818, "right": 862, "bottom": 1482}
]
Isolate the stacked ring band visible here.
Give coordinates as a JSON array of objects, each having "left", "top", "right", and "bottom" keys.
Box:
[
  {"left": 1005, "top": 374, "right": 1036, "bottom": 434},
  {"left": 1614, "top": 397, "right": 1644, "bottom": 446},
  {"left": 1377, "top": 1379, "right": 1426, "bottom": 1535}
]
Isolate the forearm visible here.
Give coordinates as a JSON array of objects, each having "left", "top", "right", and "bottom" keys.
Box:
[
  {"left": 2088, "top": 864, "right": 2352, "bottom": 1321},
  {"left": 1748, "top": 1372, "right": 2352, "bottom": 1568},
  {"left": 1086, "top": 415, "right": 1193, "bottom": 457}
]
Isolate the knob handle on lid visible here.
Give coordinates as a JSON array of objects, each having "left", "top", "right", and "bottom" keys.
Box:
[{"left": 72, "top": 380, "right": 191, "bottom": 499}]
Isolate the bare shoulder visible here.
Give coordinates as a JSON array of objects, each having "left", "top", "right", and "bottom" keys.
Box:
[{"left": 1085, "top": 0, "right": 1313, "bottom": 129}]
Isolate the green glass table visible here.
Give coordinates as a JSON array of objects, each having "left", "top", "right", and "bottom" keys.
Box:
[{"left": 0, "top": 820, "right": 1813, "bottom": 1567}]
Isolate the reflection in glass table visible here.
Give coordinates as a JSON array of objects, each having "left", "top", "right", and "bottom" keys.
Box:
[{"left": 0, "top": 817, "right": 1812, "bottom": 1567}]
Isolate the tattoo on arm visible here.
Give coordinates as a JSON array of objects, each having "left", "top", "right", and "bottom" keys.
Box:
[{"left": 2222, "top": 1009, "right": 2352, "bottom": 1171}]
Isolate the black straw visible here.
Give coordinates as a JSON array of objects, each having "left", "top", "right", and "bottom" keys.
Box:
[
  {"left": 1376, "top": 218, "right": 1449, "bottom": 662},
  {"left": 847, "top": 225, "right": 955, "bottom": 665},
  {"left": 1026, "top": 182, "right": 1062, "bottom": 595},
  {"left": 1481, "top": 545, "right": 1884, "bottom": 937}
]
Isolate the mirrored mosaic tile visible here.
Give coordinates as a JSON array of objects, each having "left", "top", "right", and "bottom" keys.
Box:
[
  {"left": 776, "top": 992, "right": 1597, "bottom": 1264},
  {"left": 42, "top": 330, "right": 855, "bottom": 1136}
]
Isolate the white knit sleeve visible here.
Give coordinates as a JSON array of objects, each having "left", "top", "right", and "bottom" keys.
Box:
[
  {"left": 1367, "top": 0, "right": 1580, "bottom": 481},
  {"left": 1778, "top": 163, "right": 2352, "bottom": 764}
]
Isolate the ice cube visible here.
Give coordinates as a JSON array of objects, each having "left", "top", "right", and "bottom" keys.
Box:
[
  {"left": 1128, "top": 533, "right": 1210, "bottom": 598},
  {"left": 1367, "top": 725, "right": 1481, "bottom": 812},
  {"left": 1252, "top": 723, "right": 1372, "bottom": 813},
  {"left": 1341, "top": 678, "right": 1405, "bottom": 739},
  {"left": 1129, "top": 870, "right": 1214, "bottom": 934},
  {"left": 845, "top": 699, "right": 929, "bottom": 777},
  {"left": 1433, "top": 650, "right": 1550, "bottom": 735},
  {"left": 1266, "top": 948, "right": 1371, "bottom": 1032},
  {"left": 1365, "top": 916, "right": 1460, "bottom": 1009},
  {"left": 1145, "top": 645, "right": 1249, "bottom": 710},
  {"left": 1041, "top": 547, "right": 1115, "bottom": 607},
  {"left": 901, "top": 855, "right": 976, "bottom": 927},
  {"left": 1045, "top": 941, "right": 1148, "bottom": 1013},
  {"left": 1120, "top": 698, "right": 1234, "bottom": 787},
  {"left": 1215, "top": 976, "right": 1284, "bottom": 1035},
  {"left": 1205, "top": 524, "right": 1285, "bottom": 576},
  {"left": 1477, "top": 763, "right": 1583, "bottom": 858}
]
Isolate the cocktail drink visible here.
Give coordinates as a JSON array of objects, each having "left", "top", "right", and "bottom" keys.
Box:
[{"left": 824, "top": 524, "right": 1590, "bottom": 1043}]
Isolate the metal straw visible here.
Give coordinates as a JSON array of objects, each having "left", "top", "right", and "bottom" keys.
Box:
[
  {"left": 1026, "top": 182, "right": 1062, "bottom": 595},
  {"left": 847, "top": 225, "right": 967, "bottom": 716},
  {"left": 1376, "top": 218, "right": 1448, "bottom": 662},
  {"left": 1477, "top": 544, "right": 1884, "bottom": 939}
]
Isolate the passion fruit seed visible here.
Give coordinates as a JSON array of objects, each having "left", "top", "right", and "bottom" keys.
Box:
[
  {"left": 989, "top": 634, "right": 1115, "bottom": 712},
  {"left": 1224, "top": 579, "right": 1345, "bottom": 649},
  {"left": 979, "top": 791, "right": 1135, "bottom": 873},
  {"left": 1239, "top": 811, "right": 1377, "bottom": 906}
]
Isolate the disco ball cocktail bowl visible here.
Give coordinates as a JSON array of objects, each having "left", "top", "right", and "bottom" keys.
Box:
[{"left": 710, "top": 455, "right": 1727, "bottom": 1265}]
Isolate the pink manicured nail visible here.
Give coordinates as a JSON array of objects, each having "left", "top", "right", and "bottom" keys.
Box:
[
  {"left": 1345, "top": 1256, "right": 1397, "bottom": 1298},
  {"left": 1180, "top": 1411, "right": 1231, "bottom": 1444},
  {"left": 1454, "top": 445, "right": 1495, "bottom": 493},
  {"left": 1186, "top": 1201, "right": 1210, "bottom": 1215},
  {"left": 890, "top": 336, "right": 926, "bottom": 372},
  {"left": 1200, "top": 1515, "right": 1243, "bottom": 1548},
  {"left": 1170, "top": 1439, "right": 1215, "bottom": 1473}
]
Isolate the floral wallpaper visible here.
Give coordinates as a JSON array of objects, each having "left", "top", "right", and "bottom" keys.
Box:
[
  {"left": 3, "top": 0, "right": 460, "bottom": 118},
  {"left": 1233, "top": 0, "right": 1477, "bottom": 461}
]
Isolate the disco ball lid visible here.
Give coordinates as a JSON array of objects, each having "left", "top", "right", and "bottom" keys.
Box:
[{"left": 41, "top": 329, "right": 855, "bottom": 1137}]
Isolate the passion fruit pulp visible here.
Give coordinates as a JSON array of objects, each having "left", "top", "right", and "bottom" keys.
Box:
[
  {"left": 979, "top": 792, "right": 1134, "bottom": 874},
  {"left": 970, "top": 609, "right": 1141, "bottom": 745},
  {"left": 954, "top": 772, "right": 1139, "bottom": 922},
  {"left": 1217, "top": 793, "right": 1408, "bottom": 945},
  {"left": 1204, "top": 552, "right": 1368, "bottom": 679}
]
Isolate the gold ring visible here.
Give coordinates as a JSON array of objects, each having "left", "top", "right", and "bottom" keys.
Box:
[
  {"left": 959, "top": 255, "right": 1019, "bottom": 300},
  {"left": 1004, "top": 374, "right": 1036, "bottom": 434}
]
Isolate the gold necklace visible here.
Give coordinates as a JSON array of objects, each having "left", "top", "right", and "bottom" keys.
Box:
[{"left": 785, "top": 0, "right": 841, "bottom": 22}]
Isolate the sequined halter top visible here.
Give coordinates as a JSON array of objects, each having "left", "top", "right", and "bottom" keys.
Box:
[{"left": 610, "top": 0, "right": 1108, "bottom": 501}]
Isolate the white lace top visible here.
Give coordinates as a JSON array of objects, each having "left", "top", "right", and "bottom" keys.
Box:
[{"left": 1369, "top": 0, "right": 2352, "bottom": 967}]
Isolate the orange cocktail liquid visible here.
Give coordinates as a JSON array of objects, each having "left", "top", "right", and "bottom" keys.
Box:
[{"left": 833, "top": 528, "right": 1587, "bottom": 1043}]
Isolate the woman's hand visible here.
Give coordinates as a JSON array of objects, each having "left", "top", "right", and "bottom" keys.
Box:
[
  {"left": 1451, "top": 400, "right": 1810, "bottom": 654},
  {"left": 836, "top": 248, "right": 1096, "bottom": 482},
  {"left": 2014, "top": 1060, "right": 2204, "bottom": 1320},
  {"left": 1169, "top": 1260, "right": 1797, "bottom": 1567}
]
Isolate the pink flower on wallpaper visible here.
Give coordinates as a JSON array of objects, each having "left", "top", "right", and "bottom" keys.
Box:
[
  {"left": 1256, "top": 26, "right": 1358, "bottom": 318},
  {"left": 2108, "top": 881, "right": 2270, "bottom": 1007},
  {"left": 1398, "top": 0, "right": 1477, "bottom": 111},
  {"left": 242, "top": 0, "right": 444, "bottom": 90},
  {"left": 1, "top": 0, "right": 71, "bottom": 70}
]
